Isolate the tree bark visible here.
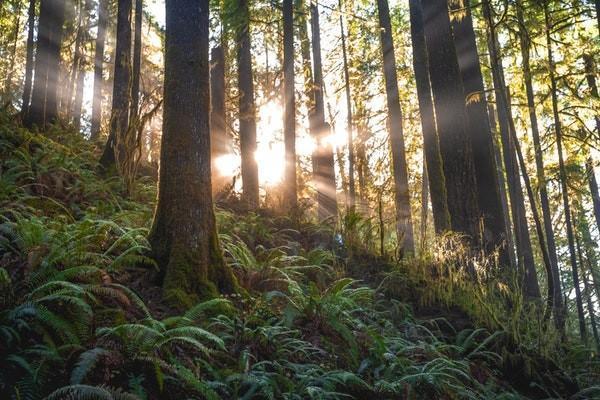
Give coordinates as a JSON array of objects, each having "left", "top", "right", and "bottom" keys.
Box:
[
  {"left": 149, "top": 0, "right": 237, "bottom": 307},
  {"left": 283, "top": 0, "right": 297, "bottom": 210},
  {"left": 130, "top": 0, "right": 143, "bottom": 117},
  {"left": 3, "top": 5, "right": 22, "bottom": 105},
  {"left": 408, "top": 0, "right": 449, "bottom": 234},
  {"left": 583, "top": 55, "right": 600, "bottom": 234},
  {"left": 100, "top": 0, "right": 133, "bottom": 170},
  {"left": 376, "top": 0, "right": 414, "bottom": 255},
  {"left": 20, "top": 0, "right": 36, "bottom": 116},
  {"left": 90, "top": 0, "right": 108, "bottom": 140},
  {"left": 236, "top": 0, "right": 259, "bottom": 210},
  {"left": 210, "top": 45, "right": 230, "bottom": 195},
  {"left": 450, "top": 0, "right": 510, "bottom": 266},
  {"left": 482, "top": 0, "right": 540, "bottom": 299},
  {"left": 420, "top": 0, "right": 479, "bottom": 241},
  {"left": 339, "top": 0, "right": 355, "bottom": 211},
  {"left": 543, "top": 3, "right": 586, "bottom": 341},
  {"left": 310, "top": 2, "right": 337, "bottom": 221},
  {"left": 24, "top": 0, "right": 67, "bottom": 129}
]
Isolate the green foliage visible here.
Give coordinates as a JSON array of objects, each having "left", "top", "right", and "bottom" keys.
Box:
[{"left": 0, "top": 117, "right": 597, "bottom": 399}]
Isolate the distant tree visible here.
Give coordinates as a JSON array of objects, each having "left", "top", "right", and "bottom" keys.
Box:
[
  {"left": 130, "top": 0, "right": 143, "bottom": 117},
  {"left": 236, "top": 0, "right": 259, "bottom": 210},
  {"left": 100, "top": 0, "right": 133, "bottom": 170},
  {"left": 90, "top": 0, "right": 108, "bottom": 141},
  {"left": 149, "top": 0, "right": 237, "bottom": 305},
  {"left": 376, "top": 0, "right": 414, "bottom": 255},
  {"left": 24, "top": 0, "right": 67, "bottom": 129},
  {"left": 283, "top": 0, "right": 297, "bottom": 210},
  {"left": 310, "top": 2, "right": 337, "bottom": 221},
  {"left": 20, "top": 0, "right": 36, "bottom": 116},
  {"left": 210, "top": 45, "right": 230, "bottom": 194}
]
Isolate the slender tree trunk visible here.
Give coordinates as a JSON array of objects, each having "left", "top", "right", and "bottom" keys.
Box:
[
  {"left": 483, "top": 0, "right": 540, "bottom": 299},
  {"left": 310, "top": 2, "right": 337, "bottom": 221},
  {"left": 72, "top": 0, "right": 92, "bottom": 130},
  {"left": 21, "top": 0, "right": 36, "bottom": 116},
  {"left": 450, "top": 0, "right": 510, "bottom": 266},
  {"left": 130, "top": 0, "right": 143, "bottom": 117},
  {"left": 149, "top": 0, "right": 237, "bottom": 306},
  {"left": 236, "top": 0, "right": 259, "bottom": 210},
  {"left": 583, "top": 55, "right": 600, "bottom": 234},
  {"left": 90, "top": 0, "right": 108, "bottom": 140},
  {"left": 542, "top": 3, "right": 586, "bottom": 341},
  {"left": 488, "top": 104, "right": 517, "bottom": 270},
  {"left": 24, "top": 0, "right": 67, "bottom": 129},
  {"left": 339, "top": 0, "right": 355, "bottom": 211},
  {"left": 283, "top": 0, "right": 297, "bottom": 210},
  {"left": 575, "top": 234, "right": 596, "bottom": 347},
  {"left": 515, "top": 0, "right": 564, "bottom": 327},
  {"left": 66, "top": 0, "right": 85, "bottom": 116},
  {"left": 376, "top": 0, "right": 414, "bottom": 255},
  {"left": 421, "top": 0, "right": 480, "bottom": 241},
  {"left": 210, "top": 45, "right": 230, "bottom": 195},
  {"left": 408, "top": 0, "right": 450, "bottom": 234},
  {"left": 507, "top": 89, "right": 555, "bottom": 319},
  {"left": 100, "top": 0, "right": 133, "bottom": 170},
  {"left": 420, "top": 160, "right": 429, "bottom": 250}
]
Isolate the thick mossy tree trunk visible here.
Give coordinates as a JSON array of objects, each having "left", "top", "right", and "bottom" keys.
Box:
[
  {"left": 408, "top": 0, "right": 449, "bottom": 233},
  {"left": 236, "top": 0, "right": 259, "bottom": 210},
  {"left": 24, "top": 0, "right": 67, "bottom": 130},
  {"left": 310, "top": 2, "right": 337, "bottom": 221},
  {"left": 90, "top": 0, "right": 108, "bottom": 141},
  {"left": 210, "top": 45, "right": 231, "bottom": 195},
  {"left": 542, "top": 2, "right": 586, "bottom": 341},
  {"left": 20, "top": 0, "right": 36, "bottom": 116},
  {"left": 283, "top": 0, "right": 297, "bottom": 210},
  {"left": 149, "top": 0, "right": 237, "bottom": 307},
  {"left": 420, "top": 0, "right": 480, "bottom": 240},
  {"left": 377, "top": 0, "right": 414, "bottom": 255},
  {"left": 339, "top": 0, "right": 355, "bottom": 211},
  {"left": 100, "top": 0, "right": 132, "bottom": 171},
  {"left": 515, "top": 0, "right": 564, "bottom": 327},
  {"left": 483, "top": 0, "right": 540, "bottom": 299},
  {"left": 450, "top": 0, "right": 510, "bottom": 266}
]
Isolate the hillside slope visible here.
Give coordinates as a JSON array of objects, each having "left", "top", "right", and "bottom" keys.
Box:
[{"left": 1, "top": 119, "right": 599, "bottom": 399}]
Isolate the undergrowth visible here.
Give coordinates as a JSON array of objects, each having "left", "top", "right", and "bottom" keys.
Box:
[{"left": 0, "top": 115, "right": 599, "bottom": 399}]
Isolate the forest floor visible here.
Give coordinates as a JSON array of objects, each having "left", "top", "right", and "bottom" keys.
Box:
[{"left": 1, "top": 116, "right": 599, "bottom": 399}]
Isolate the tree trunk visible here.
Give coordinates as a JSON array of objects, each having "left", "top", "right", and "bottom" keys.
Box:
[
  {"left": 24, "top": 0, "right": 67, "bottom": 129},
  {"left": 420, "top": 160, "right": 429, "bottom": 250},
  {"left": 21, "top": 0, "right": 36, "bottom": 116},
  {"left": 339, "top": 0, "right": 355, "bottom": 211},
  {"left": 149, "top": 0, "right": 237, "bottom": 307},
  {"left": 236, "top": 0, "right": 259, "bottom": 210},
  {"left": 210, "top": 45, "right": 230, "bottom": 195},
  {"left": 408, "top": 0, "right": 450, "bottom": 234},
  {"left": 283, "top": 0, "right": 297, "bottom": 210},
  {"left": 515, "top": 0, "right": 564, "bottom": 327},
  {"left": 450, "top": 0, "right": 510, "bottom": 266},
  {"left": 583, "top": 55, "right": 600, "bottom": 234},
  {"left": 90, "top": 0, "right": 108, "bottom": 140},
  {"left": 575, "top": 235, "right": 595, "bottom": 347},
  {"left": 65, "top": 0, "right": 85, "bottom": 117},
  {"left": 482, "top": 0, "right": 540, "bottom": 299},
  {"left": 310, "top": 2, "right": 337, "bottom": 221},
  {"left": 420, "top": 0, "right": 479, "bottom": 241},
  {"left": 488, "top": 104, "right": 517, "bottom": 270},
  {"left": 100, "top": 0, "right": 133, "bottom": 170},
  {"left": 71, "top": 0, "right": 92, "bottom": 130},
  {"left": 376, "top": 0, "right": 414, "bottom": 255},
  {"left": 130, "top": 0, "right": 143, "bottom": 117},
  {"left": 543, "top": 3, "right": 586, "bottom": 341}
]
